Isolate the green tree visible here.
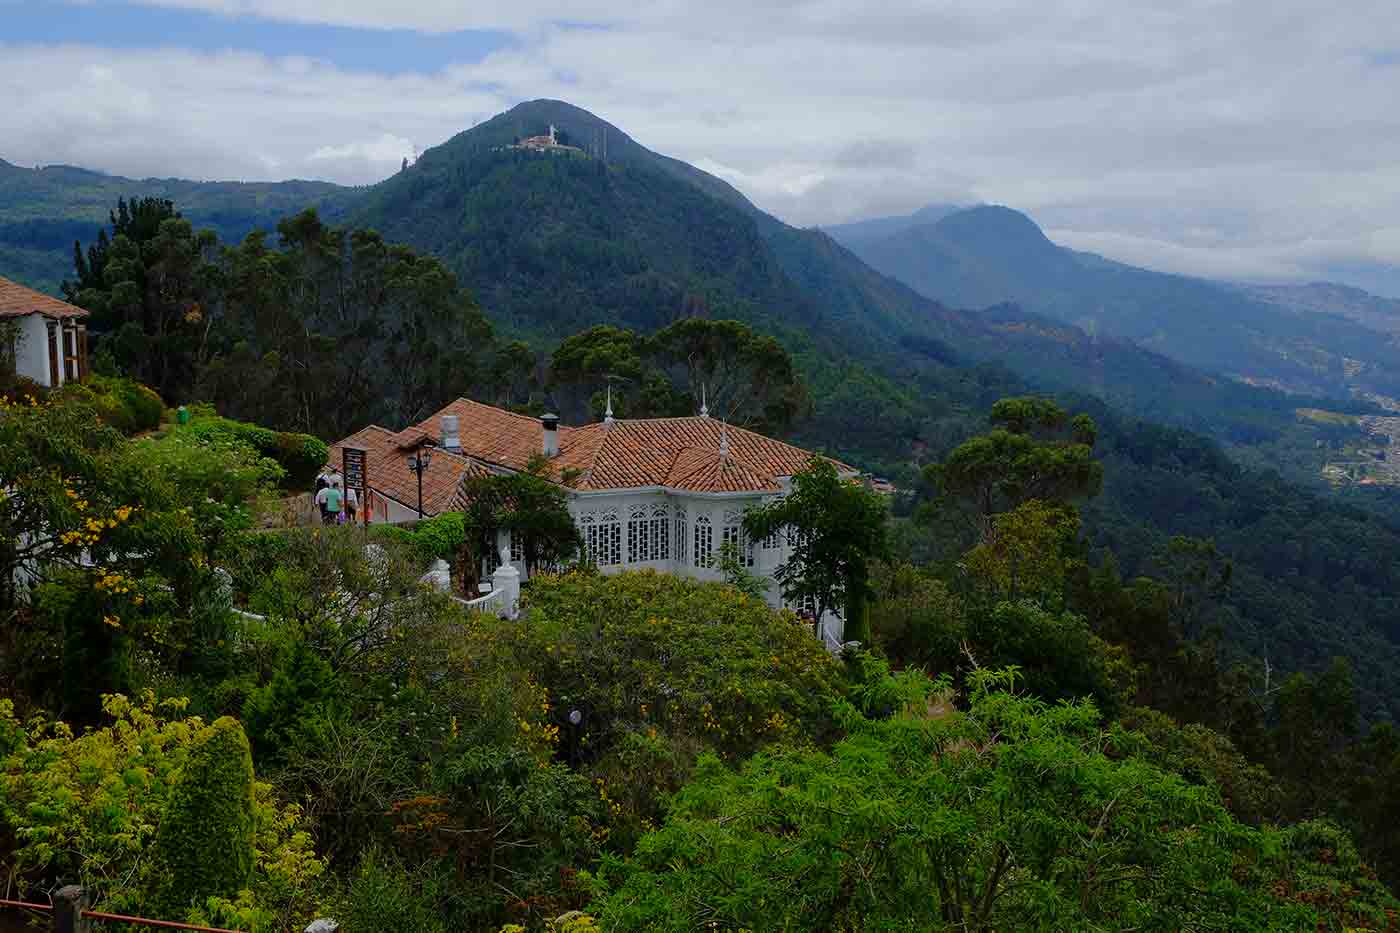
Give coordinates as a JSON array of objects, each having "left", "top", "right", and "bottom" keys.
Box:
[
  {"left": 928, "top": 396, "right": 1102, "bottom": 540},
  {"left": 151, "top": 716, "right": 257, "bottom": 917},
  {"left": 647, "top": 317, "right": 809, "bottom": 432},
  {"left": 589, "top": 668, "right": 1397, "bottom": 932},
  {"left": 456, "top": 455, "right": 582, "bottom": 585},
  {"left": 743, "top": 457, "right": 888, "bottom": 641}
]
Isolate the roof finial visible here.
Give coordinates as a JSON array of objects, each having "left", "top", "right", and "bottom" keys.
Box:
[
  {"left": 719, "top": 420, "right": 730, "bottom": 457},
  {"left": 604, "top": 384, "right": 614, "bottom": 423},
  {"left": 700, "top": 383, "right": 709, "bottom": 418}
]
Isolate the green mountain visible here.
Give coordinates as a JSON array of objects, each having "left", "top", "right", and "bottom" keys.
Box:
[
  {"left": 348, "top": 102, "right": 1371, "bottom": 448},
  {"left": 837, "top": 204, "right": 1400, "bottom": 401},
  {"left": 0, "top": 161, "right": 347, "bottom": 293}
]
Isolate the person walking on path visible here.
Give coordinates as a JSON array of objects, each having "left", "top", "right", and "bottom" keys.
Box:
[
  {"left": 315, "top": 480, "right": 344, "bottom": 526},
  {"left": 314, "top": 469, "right": 332, "bottom": 524},
  {"left": 345, "top": 484, "right": 359, "bottom": 524}
]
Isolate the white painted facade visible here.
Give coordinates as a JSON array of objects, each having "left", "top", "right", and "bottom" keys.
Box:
[
  {"left": 13, "top": 314, "right": 61, "bottom": 387},
  {"left": 7, "top": 312, "right": 85, "bottom": 388},
  {"left": 492, "top": 483, "right": 845, "bottom": 642}
]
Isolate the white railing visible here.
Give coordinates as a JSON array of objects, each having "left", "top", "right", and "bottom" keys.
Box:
[{"left": 461, "top": 587, "right": 507, "bottom": 614}]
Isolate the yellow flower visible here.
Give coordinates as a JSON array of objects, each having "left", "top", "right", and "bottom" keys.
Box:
[{"left": 102, "top": 615, "right": 121, "bottom": 628}]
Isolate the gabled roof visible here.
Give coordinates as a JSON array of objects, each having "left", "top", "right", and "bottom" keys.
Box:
[
  {"left": 398, "top": 399, "right": 852, "bottom": 495},
  {"left": 0, "top": 276, "right": 89, "bottom": 320},
  {"left": 326, "top": 424, "right": 492, "bottom": 516}
]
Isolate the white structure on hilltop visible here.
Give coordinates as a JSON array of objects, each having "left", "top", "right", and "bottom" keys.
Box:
[
  {"left": 0, "top": 276, "right": 89, "bottom": 387},
  {"left": 328, "top": 397, "right": 856, "bottom": 641}
]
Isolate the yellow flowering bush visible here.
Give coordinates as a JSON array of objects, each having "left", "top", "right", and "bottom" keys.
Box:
[{"left": 0, "top": 693, "right": 327, "bottom": 927}]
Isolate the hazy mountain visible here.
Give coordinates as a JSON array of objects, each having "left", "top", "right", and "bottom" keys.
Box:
[
  {"left": 1241, "top": 281, "right": 1400, "bottom": 336},
  {"left": 818, "top": 203, "right": 965, "bottom": 247},
  {"left": 834, "top": 204, "right": 1400, "bottom": 402}
]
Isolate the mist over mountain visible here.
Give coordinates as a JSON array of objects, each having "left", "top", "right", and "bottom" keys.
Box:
[{"left": 834, "top": 204, "right": 1400, "bottom": 402}]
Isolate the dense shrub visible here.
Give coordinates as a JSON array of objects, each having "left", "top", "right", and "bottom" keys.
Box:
[
  {"left": 509, "top": 570, "right": 845, "bottom": 761},
  {"left": 177, "top": 414, "right": 328, "bottom": 488},
  {"left": 0, "top": 694, "right": 323, "bottom": 927},
  {"left": 373, "top": 511, "right": 467, "bottom": 563},
  {"left": 151, "top": 716, "right": 258, "bottom": 916},
  {"left": 56, "top": 375, "right": 164, "bottom": 434}
]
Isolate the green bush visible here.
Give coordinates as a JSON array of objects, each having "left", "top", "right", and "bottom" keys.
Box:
[
  {"left": 177, "top": 415, "right": 328, "bottom": 488},
  {"left": 151, "top": 716, "right": 257, "bottom": 918},
  {"left": 335, "top": 846, "right": 447, "bottom": 933},
  {"left": 57, "top": 376, "right": 164, "bottom": 434}
]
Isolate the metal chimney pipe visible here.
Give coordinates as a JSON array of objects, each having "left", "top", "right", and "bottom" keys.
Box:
[
  {"left": 540, "top": 413, "right": 560, "bottom": 457},
  {"left": 440, "top": 414, "right": 461, "bottom": 452}
]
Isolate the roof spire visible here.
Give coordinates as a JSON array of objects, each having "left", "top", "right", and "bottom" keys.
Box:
[
  {"left": 604, "top": 384, "right": 614, "bottom": 423},
  {"left": 719, "top": 419, "right": 729, "bottom": 458},
  {"left": 699, "top": 383, "right": 709, "bottom": 418}
]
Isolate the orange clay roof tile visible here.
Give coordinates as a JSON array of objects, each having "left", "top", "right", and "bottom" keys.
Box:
[
  {"left": 326, "top": 425, "right": 492, "bottom": 517},
  {"left": 404, "top": 400, "right": 852, "bottom": 494},
  {"left": 0, "top": 275, "right": 89, "bottom": 320}
]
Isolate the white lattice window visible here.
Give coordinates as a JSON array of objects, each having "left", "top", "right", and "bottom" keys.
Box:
[
  {"left": 693, "top": 514, "right": 712, "bottom": 568},
  {"left": 627, "top": 504, "right": 653, "bottom": 563},
  {"left": 675, "top": 508, "right": 688, "bottom": 564},
  {"left": 652, "top": 504, "right": 670, "bottom": 561},
  {"left": 579, "top": 511, "right": 598, "bottom": 564},
  {"left": 596, "top": 508, "right": 622, "bottom": 565},
  {"left": 722, "top": 522, "right": 755, "bottom": 568},
  {"left": 509, "top": 529, "right": 524, "bottom": 563}
]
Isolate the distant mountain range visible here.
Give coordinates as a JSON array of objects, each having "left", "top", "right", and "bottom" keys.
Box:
[
  {"left": 824, "top": 204, "right": 1400, "bottom": 403},
  {"left": 0, "top": 100, "right": 1384, "bottom": 456}
]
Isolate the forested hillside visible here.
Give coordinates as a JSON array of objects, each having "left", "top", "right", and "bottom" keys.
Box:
[
  {"left": 0, "top": 157, "right": 347, "bottom": 293},
  {"left": 11, "top": 98, "right": 1400, "bottom": 722},
  {"left": 5, "top": 383, "right": 1400, "bottom": 931}
]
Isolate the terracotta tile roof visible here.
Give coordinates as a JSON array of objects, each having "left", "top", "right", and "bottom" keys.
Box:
[
  {"left": 664, "top": 446, "right": 783, "bottom": 493},
  {"left": 405, "top": 399, "right": 852, "bottom": 495},
  {"left": 326, "top": 425, "right": 492, "bottom": 517},
  {"left": 0, "top": 276, "right": 89, "bottom": 320}
]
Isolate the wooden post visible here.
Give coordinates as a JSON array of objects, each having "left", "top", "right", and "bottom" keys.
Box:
[{"left": 52, "top": 885, "right": 88, "bottom": 933}]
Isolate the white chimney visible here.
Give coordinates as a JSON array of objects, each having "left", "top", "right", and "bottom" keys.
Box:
[
  {"left": 440, "top": 414, "right": 461, "bottom": 452},
  {"left": 541, "top": 413, "right": 560, "bottom": 457}
]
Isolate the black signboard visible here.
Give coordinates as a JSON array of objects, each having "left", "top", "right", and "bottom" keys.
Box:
[{"left": 342, "top": 446, "right": 367, "bottom": 496}]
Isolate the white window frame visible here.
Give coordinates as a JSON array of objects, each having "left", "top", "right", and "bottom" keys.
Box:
[{"left": 693, "top": 514, "right": 712, "bottom": 569}]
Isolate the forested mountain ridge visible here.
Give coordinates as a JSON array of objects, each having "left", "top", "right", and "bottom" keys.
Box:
[
  {"left": 349, "top": 100, "right": 1383, "bottom": 453},
  {"left": 0, "top": 100, "right": 1379, "bottom": 453},
  {"left": 838, "top": 203, "right": 1400, "bottom": 403},
  {"left": 0, "top": 160, "right": 348, "bottom": 293}
]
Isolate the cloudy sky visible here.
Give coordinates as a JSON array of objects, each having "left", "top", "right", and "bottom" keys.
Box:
[{"left": 4, "top": 0, "right": 1400, "bottom": 294}]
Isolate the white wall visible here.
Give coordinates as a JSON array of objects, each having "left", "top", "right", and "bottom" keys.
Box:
[
  {"left": 567, "top": 490, "right": 784, "bottom": 603},
  {"left": 14, "top": 314, "right": 53, "bottom": 386}
]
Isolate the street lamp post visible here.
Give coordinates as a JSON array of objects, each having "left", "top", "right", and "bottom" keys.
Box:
[{"left": 405, "top": 447, "right": 433, "bottom": 519}]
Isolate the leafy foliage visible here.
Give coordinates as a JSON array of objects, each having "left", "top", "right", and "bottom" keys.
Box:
[
  {"left": 589, "top": 669, "right": 1398, "bottom": 932},
  {"left": 0, "top": 693, "right": 324, "bottom": 927},
  {"left": 744, "top": 457, "right": 889, "bottom": 635},
  {"left": 151, "top": 716, "right": 258, "bottom": 916}
]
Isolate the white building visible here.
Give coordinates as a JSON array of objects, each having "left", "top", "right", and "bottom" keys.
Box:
[
  {"left": 0, "top": 276, "right": 89, "bottom": 387},
  {"left": 328, "top": 397, "right": 857, "bottom": 640}
]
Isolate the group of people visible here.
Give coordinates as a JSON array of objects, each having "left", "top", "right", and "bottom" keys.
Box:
[{"left": 314, "top": 469, "right": 360, "bottom": 526}]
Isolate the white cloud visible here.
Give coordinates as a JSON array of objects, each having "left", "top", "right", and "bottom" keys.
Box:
[{"left": 7, "top": 0, "right": 1400, "bottom": 291}]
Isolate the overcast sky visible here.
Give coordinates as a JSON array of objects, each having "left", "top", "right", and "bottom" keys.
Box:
[{"left": 4, "top": 0, "right": 1400, "bottom": 295}]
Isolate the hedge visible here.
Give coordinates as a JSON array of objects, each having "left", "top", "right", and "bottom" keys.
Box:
[{"left": 178, "top": 415, "right": 329, "bottom": 488}]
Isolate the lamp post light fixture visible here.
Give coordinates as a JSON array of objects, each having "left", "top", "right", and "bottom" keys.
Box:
[{"left": 405, "top": 447, "right": 433, "bottom": 519}]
